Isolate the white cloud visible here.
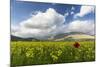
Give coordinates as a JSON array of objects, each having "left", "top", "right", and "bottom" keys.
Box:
[
  {"left": 11, "top": 8, "right": 65, "bottom": 39},
  {"left": 12, "top": 8, "right": 95, "bottom": 39},
  {"left": 70, "top": 11, "right": 74, "bottom": 15},
  {"left": 67, "top": 20, "right": 95, "bottom": 35},
  {"left": 64, "top": 12, "right": 69, "bottom": 17},
  {"left": 71, "top": 6, "right": 75, "bottom": 10},
  {"left": 75, "top": 6, "right": 95, "bottom": 17}
]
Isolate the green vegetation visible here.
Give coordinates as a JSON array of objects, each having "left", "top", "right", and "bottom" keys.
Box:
[{"left": 11, "top": 41, "right": 95, "bottom": 67}]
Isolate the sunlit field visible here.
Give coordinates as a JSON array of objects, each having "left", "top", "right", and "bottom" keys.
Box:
[{"left": 11, "top": 41, "right": 95, "bottom": 67}]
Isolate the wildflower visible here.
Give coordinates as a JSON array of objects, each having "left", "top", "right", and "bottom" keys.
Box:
[{"left": 73, "top": 42, "right": 80, "bottom": 48}]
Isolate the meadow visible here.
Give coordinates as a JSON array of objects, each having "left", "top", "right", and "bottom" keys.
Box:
[{"left": 11, "top": 41, "right": 95, "bottom": 67}]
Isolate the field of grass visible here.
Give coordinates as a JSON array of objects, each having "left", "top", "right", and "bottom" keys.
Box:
[{"left": 11, "top": 41, "right": 95, "bottom": 67}]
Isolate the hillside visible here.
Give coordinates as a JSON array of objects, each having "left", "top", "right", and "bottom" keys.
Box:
[
  {"left": 11, "top": 32, "right": 95, "bottom": 41},
  {"left": 54, "top": 33, "right": 95, "bottom": 41},
  {"left": 11, "top": 35, "right": 39, "bottom": 41}
]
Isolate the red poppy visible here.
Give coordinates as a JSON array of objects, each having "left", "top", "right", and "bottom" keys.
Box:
[{"left": 73, "top": 42, "right": 80, "bottom": 48}]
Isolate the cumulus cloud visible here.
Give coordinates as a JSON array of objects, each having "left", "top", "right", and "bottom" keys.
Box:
[
  {"left": 67, "top": 20, "right": 95, "bottom": 35},
  {"left": 11, "top": 8, "right": 65, "bottom": 39},
  {"left": 75, "top": 6, "right": 95, "bottom": 18},
  {"left": 12, "top": 8, "right": 95, "bottom": 39}
]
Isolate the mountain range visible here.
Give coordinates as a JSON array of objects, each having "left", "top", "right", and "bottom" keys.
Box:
[
  {"left": 11, "top": 35, "right": 39, "bottom": 41},
  {"left": 11, "top": 32, "right": 95, "bottom": 41}
]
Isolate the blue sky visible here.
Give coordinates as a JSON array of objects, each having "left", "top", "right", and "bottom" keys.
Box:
[
  {"left": 11, "top": 0, "right": 95, "bottom": 38},
  {"left": 11, "top": 0, "right": 95, "bottom": 25}
]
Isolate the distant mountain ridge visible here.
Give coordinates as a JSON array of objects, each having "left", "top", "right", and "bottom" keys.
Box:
[
  {"left": 48, "top": 32, "right": 95, "bottom": 41},
  {"left": 54, "top": 34, "right": 94, "bottom": 41},
  {"left": 53, "top": 32, "right": 85, "bottom": 39},
  {"left": 11, "top": 35, "right": 39, "bottom": 41},
  {"left": 11, "top": 32, "right": 95, "bottom": 41}
]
